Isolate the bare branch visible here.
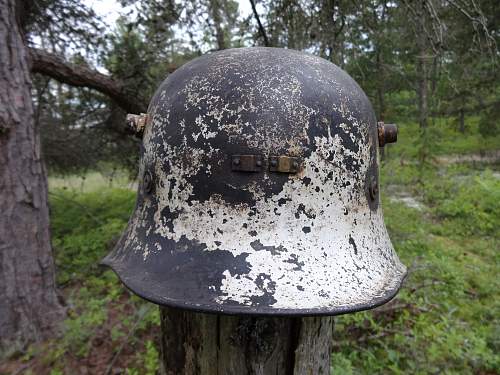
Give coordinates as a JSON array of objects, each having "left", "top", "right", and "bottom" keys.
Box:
[
  {"left": 446, "top": 0, "right": 498, "bottom": 55},
  {"left": 249, "top": 0, "right": 270, "bottom": 47}
]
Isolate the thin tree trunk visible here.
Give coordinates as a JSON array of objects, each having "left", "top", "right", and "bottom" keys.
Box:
[
  {"left": 209, "top": 0, "right": 227, "bottom": 50},
  {"left": 459, "top": 108, "right": 465, "bottom": 133},
  {"left": 160, "top": 307, "right": 333, "bottom": 375},
  {"left": 376, "top": 49, "right": 386, "bottom": 160},
  {"left": 416, "top": 4, "right": 429, "bottom": 130},
  {"left": 321, "top": 0, "right": 337, "bottom": 63},
  {"left": 416, "top": 54, "right": 428, "bottom": 129},
  {"left": 0, "top": 0, "right": 65, "bottom": 351}
]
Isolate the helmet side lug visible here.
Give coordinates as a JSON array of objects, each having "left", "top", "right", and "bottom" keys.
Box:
[
  {"left": 377, "top": 122, "right": 398, "bottom": 147},
  {"left": 127, "top": 113, "right": 149, "bottom": 137}
]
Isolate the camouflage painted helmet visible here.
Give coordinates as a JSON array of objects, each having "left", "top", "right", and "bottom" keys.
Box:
[{"left": 102, "top": 47, "right": 407, "bottom": 316}]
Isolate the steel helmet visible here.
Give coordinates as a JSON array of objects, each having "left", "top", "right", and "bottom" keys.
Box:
[{"left": 102, "top": 47, "right": 407, "bottom": 315}]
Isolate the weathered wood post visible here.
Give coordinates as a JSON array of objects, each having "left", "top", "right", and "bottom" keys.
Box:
[
  {"left": 102, "top": 47, "right": 406, "bottom": 375},
  {"left": 160, "top": 308, "right": 333, "bottom": 374}
]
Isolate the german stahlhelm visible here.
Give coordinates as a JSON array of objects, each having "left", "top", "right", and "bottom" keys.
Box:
[{"left": 102, "top": 47, "right": 407, "bottom": 315}]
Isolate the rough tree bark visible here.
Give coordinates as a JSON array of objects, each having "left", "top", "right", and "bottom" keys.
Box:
[
  {"left": 0, "top": 0, "right": 65, "bottom": 350},
  {"left": 160, "top": 307, "right": 333, "bottom": 375}
]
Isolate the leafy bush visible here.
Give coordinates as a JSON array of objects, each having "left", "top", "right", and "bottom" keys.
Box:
[
  {"left": 332, "top": 158, "right": 500, "bottom": 374},
  {"left": 333, "top": 194, "right": 499, "bottom": 373}
]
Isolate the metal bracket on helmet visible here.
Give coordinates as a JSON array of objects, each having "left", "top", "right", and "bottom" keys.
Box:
[
  {"left": 269, "top": 156, "right": 301, "bottom": 173},
  {"left": 231, "top": 155, "right": 263, "bottom": 172},
  {"left": 231, "top": 154, "right": 302, "bottom": 174}
]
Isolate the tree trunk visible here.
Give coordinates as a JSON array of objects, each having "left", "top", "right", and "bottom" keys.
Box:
[
  {"left": 416, "top": 53, "right": 428, "bottom": 129},
  {"left": 0, "top": 0, "right": 65, "bottom": 351},
  {"left": 160, "top": 307, "right": 333, "bottom": 375},
  {"left": 376, "top": 49, "right": 386, "bottom": 160},
  {"left": 416, "top": 4, "right": 429, "bottom": 130},
  {"left": 209, "top": 0, "right": 227, "bottom": 50},
  {"left": 320, "top": 0, "right": 340, "bottom": 65},
  {"left": 459, "top": 108, "right": 465, "bottom": 133}
]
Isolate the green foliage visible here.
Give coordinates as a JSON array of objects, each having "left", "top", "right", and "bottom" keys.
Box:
[
  {"left": 334, "top": 223, "right": 499, "bottom": 371},
  {"left": 143, "top": 340, "right": 160, "bottom": 375},
  {"left": 331, "top": 352, "right": 355, "bottom": 375},
  {"left": 479, "top": 104, "right": 500, "bottom": 137},
  {"left": 382, "top": 119, "right": 500, "bottom": 161},
  {"left": 49, "top": 187, "right": 135, "bottom": 285},
  {"left": 62, "top": 289, "right": 108, "bottom": 357},
  {"left": 428, "top": 171, "right": 500, "bottom": 237}
]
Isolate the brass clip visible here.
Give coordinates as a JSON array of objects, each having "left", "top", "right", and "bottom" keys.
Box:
[{"left": 269, "top": 156, "right": 301, "bottom": 173}]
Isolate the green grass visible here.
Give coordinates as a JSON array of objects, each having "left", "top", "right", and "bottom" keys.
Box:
[
  {"left": 50, "top": 188, "right": 136, "bottom": 285},
  {"left": 384, "top": 117, "right": 500, "bottom": 159},
  {"left": 36, "top": 186, "right": 161, "bottom": 374},
  {"left": 48, "top": 169, "right": 137, "bottom": 192}
]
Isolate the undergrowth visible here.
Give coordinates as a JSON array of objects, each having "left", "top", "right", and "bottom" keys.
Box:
[{"left": 37, "top": 189, "right": 160, "bottom": 374}]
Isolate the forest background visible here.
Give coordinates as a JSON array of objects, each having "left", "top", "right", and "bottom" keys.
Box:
[{"left": 0, "top": 0, "right": 499, "bottom": 374}]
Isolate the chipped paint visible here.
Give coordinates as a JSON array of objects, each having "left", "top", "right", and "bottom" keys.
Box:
[{"left": 102, "top": 47, "right": 407, "bottom": 316}]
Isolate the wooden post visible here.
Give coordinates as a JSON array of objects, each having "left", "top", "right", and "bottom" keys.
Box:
[{"left": 160, "top": 307, "right": 333, "bottom": 375}]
